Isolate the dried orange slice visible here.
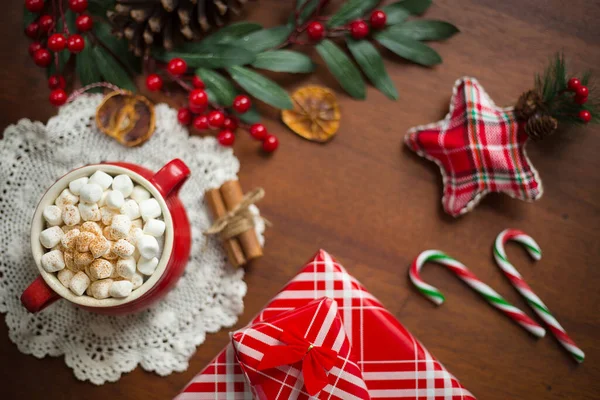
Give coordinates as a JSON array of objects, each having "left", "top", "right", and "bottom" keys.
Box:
[
  {"left": 282, "top": 86, "right": 340, "bottom": 142},
  {"left": 96, "top": 91, "right": 156, "bottom": 147}
]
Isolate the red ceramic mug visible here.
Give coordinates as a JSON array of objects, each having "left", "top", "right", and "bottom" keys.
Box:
[{"left": 21, "top": 159, "right": 191, "bottom": 315}]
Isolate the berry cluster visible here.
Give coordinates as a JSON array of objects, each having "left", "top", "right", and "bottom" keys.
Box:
[
  {"left": 567, "top": 77, "right": 591, "bottom": 123},
  {"left": 146, "top": 58, "right": 279, "bottom": 152},
  {"left": 306, "top": 9, "right": 387, "bottom": 42},
  {"left": 25, "top": 0, "right": 93, "bottom": 106}
]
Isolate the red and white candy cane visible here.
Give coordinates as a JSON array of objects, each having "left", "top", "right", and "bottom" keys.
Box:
[
  {"left": 494, "top": 229, "right": 585, "bottom": 363},
  {"left": 410, "top": 250, "right": 546, "bottom": 338}
]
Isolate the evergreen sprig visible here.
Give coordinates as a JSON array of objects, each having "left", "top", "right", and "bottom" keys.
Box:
[{"left": 534, "top": 53, "right": 598, "bottom": 125}]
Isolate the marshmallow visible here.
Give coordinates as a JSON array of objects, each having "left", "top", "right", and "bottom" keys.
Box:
[
  {"left": 61, "top": 228, "right": 80, "bottom": 250},
  {"left": 120, "top": 199, "right": 141, "bottom": 220},
  {"left": 89, "top": 259, "right": 114, "bottom": 280},
  {"left": 139, "top": 198, "right": 161, "bottom": 221},
  {"left": 55, "top": 188, "right": 79, "bottom": 208},
  {"left": 137, "top": 234, "right": 160, "bottom": 259},
  {"left": 79, "top": 183, "right": 103, "bottom": 203},
  {"left": 109, "top": 280, "right": 133, "bottom": 298},
  {"left": 131, "top": 218, "right": 143, "bottom": 229},
  {"left": 137, "top": 256, "right": 159, "bottom": 276},
  {"left": 113, "top": 239, "right": 135, "bottom": 258},
  {"left": 68, "top": 177, "right": 88, "bottom": 195},
  {"left": 116, "top": 257, "right": 137, "bottom": 279},
  {"left": 89, "top": 170, "right": 113, "bottom": 190},
  {"left": 126, "top": 227, "right": 144, "bottom": 245},
  {"left": 62, "top": 224, "right": 80, "bottom": 233},
  {"left": 62, "top": 204, "right": 81, "bottom": 226},
  {"left": 130, "top": 272, "right": 144, "bottom": 290},
  {"left": 110, "top": 214, "right": 131, "bottom": 240},
  {"left": 105, "top": 190, "right": 125, "bottom": 210},
  {"left": 43, "top": 205, "right": 63, "bottom": 227},
  {"left": 69, "top": 271, "right": 90, "bottom": 296},
  {"left": 130, "top": 185, "right": 151, "bottom": 203},
  {"left": 40, "top": 226, "right": 64, "bottom": 249},
  {"left": 100, "top": 206, "right": 119, "bottom": 226},
  {"left": 64, "top": 251, "right": 75, "bottom": 271},
  {"left": 90, "top": 279, "right": 113, "bottom": 299},
  {"left": 102, "top": 226, "right": 115, "bottom": 241},
  {"left": 98, "top": 190, "right": 109, "bottom": 207},
  {"left": 103, "top": 242, "right": 119, "bottom": 260},
  {"left": 57, "top": 268, "right": 75, "bottom": 288},
  {"left": 41, "top": 250, "right": 65, "bottom": 272},
  {"left": 78, "top": 202, "right": 101, "bottom": 222},
  {"left": 76, "top": 231, "right": 96, "bottom": 253},
  {"left": 112, "top": 174, "right": 134, "bottom": 197},
  {"left": 143, "top": 219, "right": 166, "bottom": 237},
  {"left": 74, "top": 251, "right": 94, "bottom": 268},
  {"left": 89, "top": 235, "right": 110, "bottom": 258},
  {"left": 81, "top": 221, "right": 102, "bottom": 236}
]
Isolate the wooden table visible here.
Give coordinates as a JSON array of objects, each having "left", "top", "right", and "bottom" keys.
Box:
[{"left": 1, "top": 0, "right": 598, "bottom": 398}]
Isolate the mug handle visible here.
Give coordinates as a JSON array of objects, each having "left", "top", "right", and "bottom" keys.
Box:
[
  {"left": 21, "top": 276, "right": 60, "bottom": 313},
  {"left": 151, "top": 159, "right": 191, "bottom": 198}
]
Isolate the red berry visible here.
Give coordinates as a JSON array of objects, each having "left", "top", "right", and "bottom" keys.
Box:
[
  {"left": 145, "top": 74, "right": 163, "bottom": 91},
  {"left": 193, "top": 115, "right": 209, "bottom": 130},
  {"left": 25, "top": 22, "right": 39, "bottom": 38},
  {"left": 567, "top": 77, "right": 581, "bottom": 92},
  {"left": 350, "top": 20, "right": 369, "bottom": 39},
  {"left": 38, "top": 15, "right": 54, "bottom": 33},
  {"left": 222, "top": 116, "right": 239, "bottom": 131},
  {"left": 48, "top": 75, "right": 66, "bottom": 90},
  {"left": 249, "top": 123, "right": 267, "bottom": 141},
  {"left": 167, "top": 58, "right": 187, "bottom": 76},
  {"left": 177, "top": 108, "right": 192, "bottom": 125},
  {"left": 307, "top": 21, "right": 325, "bottom": 41},
  {"left": 33, "top": 48, "right": 51, "bottom": 67},
  {"left": 217, "top": 130, "right": 235, "bottom": 146},
  {"left": 207, "top": 111, "right": 225, "bottom": 128},
  {"left": 574, "top": 95, "right": 588, "bottom": 105},
  {"left": 233, "top": 95, "right": 251, "bottom": 113},
  {"left": 192, "top": 76, "right": 205, "bottom": 89},
  {"left": 190, "top": 103, "right": 206, "bottom": 114},
  {"left": 579, "top": 110, "right": 592, "bottom": 123},
  {"left": 75, "top": 14, "right": 93, "bottom": 32},
  {"left": 68, "top": 0, "right": 88, "bottom": 13},
  {"left": 47, "top": 33, "right": 66, "bottom": 52},
  {"left": 575, "top": 85, "right": 589, "bottom": 98},
  {"left": 262, "top": 134, "right": 279, "bottom": 153},
  {"left": 188, "top": 89, "right": 208, "bottom": 107},
  {"left": 67, "top": 34, "right": 85, "bottom": 53},
  {"left": 49, "top": 89, "right": 67, "bottom": 106},
  {"left": 369, "top": 10, "right": 387, "bottom": 29},
  {"left": 25, "top": 0, "right": 44, "bottom": 13},
  {"left": 28, "top": 41, "right": 43, "bottom": 57}
]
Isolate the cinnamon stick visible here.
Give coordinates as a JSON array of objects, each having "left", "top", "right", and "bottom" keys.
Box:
[
  {"left": 220, "top": 180, "right": 263, "bottom": 261},
  {"left": 205, "top": 189, "right": 246, "bottom": 268}
]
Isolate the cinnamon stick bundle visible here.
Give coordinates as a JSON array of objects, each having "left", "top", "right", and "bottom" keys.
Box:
[{"left": 205, "top": 189, "right": 246, "bottom": 267}]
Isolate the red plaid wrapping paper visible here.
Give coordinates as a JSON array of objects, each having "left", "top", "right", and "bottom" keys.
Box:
[
  {"left": 232, "top": 297, "right": 370, "bottom": 399},
  {"left": 176, "top": 250, "right": 475, "bottom": 399},
  {"left": 405, "top": 77, "right": 543, "bottom": 217}
]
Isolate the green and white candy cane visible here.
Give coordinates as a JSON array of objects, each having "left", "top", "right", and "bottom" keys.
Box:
[
  {"left": 494, "top": 229, "right": 585, "bottom": 363},
  {"left": 410, "top": 250, "right": 546, "bottom": 337}
]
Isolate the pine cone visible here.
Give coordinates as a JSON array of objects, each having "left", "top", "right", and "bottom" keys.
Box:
[
  {"left": 108, "top": 0, "right": 250, "bottom": 56},
  {"left": 514, "top": 90, "right": 543, "bottom": 121},
  {"left": 525, "top": 113, "right": 558, "bottom": 140}
]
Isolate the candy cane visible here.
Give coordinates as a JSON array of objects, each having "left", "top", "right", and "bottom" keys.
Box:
[
  {"left": 494, "top": 229, "right": 584, "bottom": 363},
  {"left": 410, "top": 250, "right": 546, "bottom": 338}
]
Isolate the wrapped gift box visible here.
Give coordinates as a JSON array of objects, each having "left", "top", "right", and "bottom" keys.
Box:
[
  {"left": 232, "top": 297, "right": 370, "bottom": 399},
  {"left": 176, "top": 250, "right": 475, "bottom": 399}
]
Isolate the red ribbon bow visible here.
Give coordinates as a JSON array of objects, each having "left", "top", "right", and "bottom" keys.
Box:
[{"left": 257, "top": 330, "right": 339, "bottom": 396}]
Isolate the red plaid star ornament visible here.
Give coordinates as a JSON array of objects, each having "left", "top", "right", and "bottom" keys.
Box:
[{"left": 405, "top": 77, "right": 543, "bottom": 217}]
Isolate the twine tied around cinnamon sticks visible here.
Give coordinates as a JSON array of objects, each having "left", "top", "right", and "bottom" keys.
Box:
[
  {"left": 204, "top": 187, "right": 264, "bottom": 240},
  {"left": 204, "top": 180, "right": 266, "bottom": 268}
]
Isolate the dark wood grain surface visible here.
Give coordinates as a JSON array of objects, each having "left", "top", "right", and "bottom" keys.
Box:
[{"left": 1, "top": 0, "right": 599, "bottom": 399}]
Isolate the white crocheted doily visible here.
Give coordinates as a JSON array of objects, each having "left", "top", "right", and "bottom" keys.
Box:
[{"left": 0, "top": 94, "right": 262, "bottom": 385}]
